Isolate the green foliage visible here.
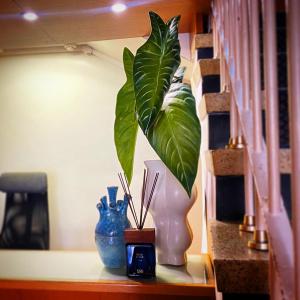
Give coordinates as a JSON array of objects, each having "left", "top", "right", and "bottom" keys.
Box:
[
  {"left": 114, "top": 12, "right": 201, "bottom": 197},
  {"left": 147, "top": 83, "right": 200, "bottom": 196},
  {"left": 133, "top": 12, "right": 181, "bottom": 134},
  {"left": 114, "top": 48, "right": 138, "bottom": 184}
]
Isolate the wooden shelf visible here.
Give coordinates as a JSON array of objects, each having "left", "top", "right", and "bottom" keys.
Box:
[{"left": 0, "top": 250, "right": 215, "bottom": 300}]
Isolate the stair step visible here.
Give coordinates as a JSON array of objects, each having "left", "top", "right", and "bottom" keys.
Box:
[
  {"left": 199, "top": 92, "right": 230, "bottom": 149},
  {"left": 199, "top": 58, "right": 220, "bottom": 77},
  {"left": 199, "top": 59, "right": 220, "bottom": 94},
  {"left": 206, "top": 148, "right": 291, "bottom": 176},
  {"left": 206, "top": 149, "right": 243, "bottom": 176},
  {"left": 208, "top": 220, "right": 269, "bottom": 295},
  {"left": 200, "top": 91, "right": 292, "bottom": 150},
  {"left": 195, "top": 33, "right": 213, "bottom": 48},
  {"left": 206, "top": 149, "right": 291, "bottom": 221},
  {"left": 200, "top": 91, "right": 266, "bottom": 120},
  {"left": 199, "top": 92, "right": 230, "bottom": 120}
]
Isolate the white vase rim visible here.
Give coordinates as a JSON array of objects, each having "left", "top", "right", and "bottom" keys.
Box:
[{"left": 144, "top": 159, "right": 167, "bottom": 170}]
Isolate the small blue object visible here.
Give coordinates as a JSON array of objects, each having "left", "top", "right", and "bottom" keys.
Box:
[
  {"left": 107, "top": 186, "right": 117, "bottom": 208},
  {"left": 95, "top": 186, "right": 131, "bottom": 268}
]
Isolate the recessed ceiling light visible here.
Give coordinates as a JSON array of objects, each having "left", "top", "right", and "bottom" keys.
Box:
[
  {"left": 64, "top": 44, "right": 77, "bottom": 52},
  {"left": 22, "top": 11, "right": 39, "bottom": 22},
  {"left": 111, "top": 3, "right": 127, "bottom": 13}
]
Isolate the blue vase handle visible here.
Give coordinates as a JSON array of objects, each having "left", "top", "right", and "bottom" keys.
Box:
[
  {"left": 115, "top": 196, "right": 129, "bottom": 216},
  {"left": 107, "top": 186, "right": 118, "bottom": 208},
  {"left": 96, "top": 196, "right": 109, "bottom": 216}
]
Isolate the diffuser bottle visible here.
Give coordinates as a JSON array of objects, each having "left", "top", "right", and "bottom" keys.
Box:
[{"left": 124, "top": 228, "right": 156, "bottom": 278}]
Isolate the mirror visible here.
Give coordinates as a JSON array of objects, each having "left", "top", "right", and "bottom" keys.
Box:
[{"left": 0, "top": 36, "right": 200, "bottom": 251}]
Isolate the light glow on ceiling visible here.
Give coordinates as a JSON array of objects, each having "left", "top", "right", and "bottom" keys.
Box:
[
  {"left": 111, "top": 3, "right": 127, "bottom": 13},
  {"left": 22, "top": 11, "right": 39, "bottom": 21},
  {"left": 0, "top": 1, "right": 159, "bottom": 20}
]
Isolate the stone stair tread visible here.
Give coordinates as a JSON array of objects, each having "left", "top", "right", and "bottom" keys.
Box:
[
  {"left": 195, "top": 33, "right": 213, "bottom": 48},
  {"left": 200, "top": 91, "right": 267, "bottom": 120},
  {"left": 199, "top": 92, "right": 230, "bottom": 120},
  {"left": 206, "top": 148, "right": 291, "bottom": 176},
  {"left": 206, "top": 148, "right": 244, "bottom": 176},
  {"left": 208, "top": 220, "right": 269, "bottom": 294},
  {"left": 199, "top": 58, "right": 220, "bottom": 77}
]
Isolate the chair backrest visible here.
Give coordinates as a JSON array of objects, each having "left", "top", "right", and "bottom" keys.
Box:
[{"left": 0, "top": 173, "right": 49, "bottom": 250}]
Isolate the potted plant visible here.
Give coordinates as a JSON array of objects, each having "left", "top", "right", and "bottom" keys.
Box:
[{"left": 114, "top": 12, "right": 201, "bottom": 265}]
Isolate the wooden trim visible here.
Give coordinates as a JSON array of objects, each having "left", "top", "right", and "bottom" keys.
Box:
[
  {"left": 0, "top": 280, "right": 215, "bottom": 297},
  {"left": 124, "top": 228, "right": 155, "bottom": 243},
  {"left": 196, "top": 13, "right": 204, "bottom": 34},
  {"left": 203, "top": 254, "right": 215, "bottom": 287}
]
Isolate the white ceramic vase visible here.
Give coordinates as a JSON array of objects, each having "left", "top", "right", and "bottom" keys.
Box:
[{"left": 144, "top": 160, "right": 196, "bottom": 266}]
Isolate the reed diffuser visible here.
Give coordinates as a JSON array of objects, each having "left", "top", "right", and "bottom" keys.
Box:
[{"left": 118, "top": 170, "right": 159, "bottom": 278}]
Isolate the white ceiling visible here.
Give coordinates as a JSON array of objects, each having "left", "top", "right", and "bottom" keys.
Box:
[{"left": 0, "top": 0, "right": 210, "bottom": 49}]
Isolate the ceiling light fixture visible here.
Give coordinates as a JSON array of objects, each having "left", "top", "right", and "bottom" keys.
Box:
[
  {"left": 111, "top": 3, "right": 127, "bottom": 13},
  {"left": 22, "top": 11, "right": 39, "bottom": 21},
  {"left": 64, "top": 44, "right": 77, "bottom": 52}
]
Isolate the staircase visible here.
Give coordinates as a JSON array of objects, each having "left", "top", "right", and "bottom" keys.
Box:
[{"left": 196, "top": 8, "right": 291, "bottom": 299}]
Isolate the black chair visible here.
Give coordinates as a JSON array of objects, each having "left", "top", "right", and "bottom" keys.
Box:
[{"left": 0, "top": 172, "right": 49, "bottom": 249}]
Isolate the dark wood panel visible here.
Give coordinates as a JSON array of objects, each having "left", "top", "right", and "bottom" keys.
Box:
[
  {"left": 0, "top": 279, "right": 215, "bottom": 297},
  {"left": 0, "top": 289, "right": 215, "bottom": 300}
]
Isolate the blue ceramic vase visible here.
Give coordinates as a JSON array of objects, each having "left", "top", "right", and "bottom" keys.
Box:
[{"left": 95, "top": 186, "right": 131, "bottom": 268}]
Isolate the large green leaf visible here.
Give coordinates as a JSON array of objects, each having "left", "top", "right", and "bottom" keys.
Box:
[
  {"left": 146, "top": 83, "right": 201, "bottom": 197},
  {"left": 172, "top": 66, "right": 186, "bottom": 83},
  {"left": 114, "top": 48, "right": 138, "bottom": 184},
  {"left": 133, "top": 11, "right": 181, "bottom": 134}
]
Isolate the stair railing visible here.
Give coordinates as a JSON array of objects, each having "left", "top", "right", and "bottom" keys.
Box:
[
  {"left": 212, "top": 0, "right": 299, "bottom": 299},
  {"left": 286, "top": 0, "right": 300, "bottom": 299}
]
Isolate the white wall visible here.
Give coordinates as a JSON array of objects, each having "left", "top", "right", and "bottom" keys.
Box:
[{"left": 0, "top": 52, "right": 202, "bottom": 253}]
